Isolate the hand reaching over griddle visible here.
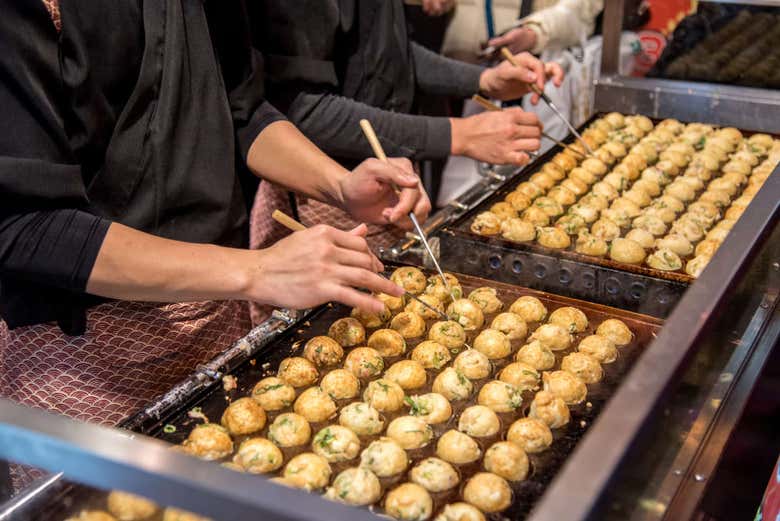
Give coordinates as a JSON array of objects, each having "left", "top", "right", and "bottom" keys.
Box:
[
  {"left": 450, "top": 107, "right": 542, "bottom": 166},
  {"left": 479, "top": 52, "right": 564, "bottom": 104}
]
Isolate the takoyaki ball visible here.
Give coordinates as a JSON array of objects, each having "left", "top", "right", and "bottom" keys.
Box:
[
  {"left": 696, "top": 239, "right": 722, "bottom": 257},
  {"left": 533, "top": 196, "right": 565, "bottom": 217},
  {"left": 541, "top": 162, "right": 567, "bottom": 181},
  {"left": 561, "top": 178, "right": 588, "bottom": 197},
  {"left": 268, "top": 413, "right": 311, "bottom": 447},
  {"left": 407, "top": 393, "right": 453, "bottom": 424},
  {"left": 325, "top": 467, "right": 382, "bottom": 506},
  {"left": 583, "top": 127, "right": 608, "bottom": 145},
  {"left": 453, "top": 349, "right": 492, "bottom": 380},
  {"left": 328, "top": 318, "right": 366, "bottom": 348},
  {"left": 677, "top": 175, "right": 705, "bottom": 192},
  {"left": 378, "top": 292, "right": 405, "bottom": 312},
  {"left": 107, "top": 491, "right": 158, "bottom": 521},
  {"left": 551, "top": 152, "right": 578, "bottom": 172},
  {"left": 542, "top": 370, "right": 587, "bottom": 405},
  {"left": 629, "top": 114, "right": 654, "bottom": 132},
  {"left": 500, "top": 218, "right": 536, "bottom": 242},
  {"left": 384, "top": 483, "right": 433, "bottom": 521},
  {"left": 549, "top": 306, "right": 588, "bottom": 333},
  {"left": 708, "top": 178, "right": 738, "bottom": 196},
  {"left": 671, "top": 218, "right": 704, "bottom": 243},
  {"left": 344, "top": 347, "right": 384, "bottom": 379},
  {"left": 611, "top": 198, "right": 642, "bottom": 218},
  {"left": 387, "top": 415, "right": 434, "bottom": 450},
  {"left": 575, "top": 233, "right": 608, "bottom": 257},
  {"left": 471, "top": 212, "right": 502, "bottom": 236},
  {"left": 363, "top": 378, "right": 405, "bottom": 412},
  {"left": 530, "top": 323, "right": 572, "bottom": 351},
  {"left": 391, "top": 311, "right": 427, "bottom": 339},
  {"left": 642, "top": 205, "right": 677, "bottom": 224},
  {"left": 568, "top": 203, "right": 600, "bottom": 223},
  {"left": 351, "top": 305, "right": 391, "bottom": 329},
  {"left": 656, "top": 119, "right": 684, "bottom": 134},
  {"left": 429, "top": 320, "right": 467, "bottom": 351},
  {"left": 578, "top": 335, "right": 618, "bottom": 364},
  {"left": 233, "top": 438, "right": 283, "bottom": 474},
  {"left": 66, "top": 511, "right": 118, "bottom": 521},
  {"left": 656, "top": 234, "right": 694, "bottom": 257},
  {"left": 294, "top": 387, "right": 337, "bottom": 423},
  {"left": 580, "top": 193, "right": 610, "bottom": 211},
  {"left": 686, "top": 254, "right": 712, "bottom": 278},
  {"left": 631, "top": 142, "right": 658, "bottom": 163},
  {"left": 529, "top": 172, "right": 557, "bottom": 191},
  {"left": 463, "top": 473, "right": 512, "bottom": 513},
  {"left": 622, "top": 188, "right": 652, "bottom": 208},
  {"left": 721, "top": 171, "right": 748, "bottom": 187},
  {"left": 283, "top": 453, "right": 331, "bottom": 490},
  {"left": 521, "top": 206, "right": 551, "bottom": 227},
  {"left": 368, "top": 328, "right": 407, "bottom": 357},
  {"left": 507, "top": 417, "right": 553, "bottom": 454},
  {"left": 424, "top": 273, "right": 464, "bottom": 302},
  {"left": 548, "top": 185, "right": 578, "bottom": 206},
  {"left": 582, "top": 158, "right": 609, "bottom": 177},
  {"left": 600, "top": 208, "right": 631, "bottom": 228},
  {"left": 689, "top": 153, "right": 720, "bottom": 174},
  {"left": 519, "top": 178, "right": 545, "bottom": 198},
  {"left": 182, "top": 424, "right": 233, "bottom": 461},
  {"left": 724, "top": 206, "right": 745, "bottom": 221},
  {"left": 603, "top": 141, "right": 628, "bottom": 160},
  {"left": 312, "top": 425, "right": 361, "bottom": 462},
  {"left": 491, "top": 312, "right": 528, "bottom": 341},
  {"left": 749, "top": 133, "right": 774, "bottom": 150},
  {"left": 504, "top": 190, "right": 532, "bottom": 212},
  {"left": 596, "top": 319, "right": 633, "bottom": 346},
  {"left": 252, "top": 377, "right": 296, "bottom": 411},
  {"left": 278, "top": 357, "right": 319, "bottom": 388},
  {"left": 391, "top": 266, "right": 428, "bottom": 295},
  {"left": 411, "top": 458, "right": 460, "bottom": 493},
  {"left": 473, "top": 329, "right": 512, "bottom": 360},
  {"left": 478, "top": 380, "right": 523, "bottom": 413},
  {"left": 561, "top": 352, "right": 603, "bottom": 384},
  {"left": 221, "top": 397, "right": 267, "bottom": 436},
  {"left": 609, "top": 238, "right": 646, "bottom": 265},
  {"left": 484, "top": 441, "right": 530, "bottom": 482},
  {"left": 458, "top": 405, "right": 501, "bottom": 438},
  {"left": 529, "top": 390, "right": 570, "bottom": 429},
  {"left": 659, "top": 151, "right": 688, "bottom": 169},
  {"left": 722, "top": 159, "right": 751, "bottom": 177},
  {"left": 633, "top": 178, "right": 662, "bottom": 197},
  {"left": 509, "top": 296, "right": 547, "bottom": 323},
  {"left": 435, "top": 503, "right": 486, "bottom": 521},
  {"left": 437, "top": 429, "right": 481, "bottom": 465},
  {"left": 499, "top": 362, "right": 540, "bottom": 391},
  {"left": 537, "top": 226, "right": 572, "bottom": 250},
  {"left": 515, "top": 340, "right": 556, "bottom": 371},
  {"left": 360, "top": 437, "right": 409, "bottom": 477},
  {"left": 411, "top": 341, "right": 451, "bottom": 370},
  {"left": 622, "top": 153, "right": 647, "bottom": 173},
  {"left": 569, "top": 167, "right": 599, "bottom": 186},
  {"left": 590, "top": 219, "right": 619, "bottom": 242},
  {"left": 555, "top": 214, "right": 588, "bottom": 236},
  {"left": 321, "top": 369, "right": 360, "bottom": 400},
  {"left": 489, "top": 201, "right": 517, "bottom": 221},
  {"left": 603, "top": 169, "right": 630, "bottom": 190},
  {"left": 664, "top": 181, "right": 696, "bottom": 202},
  {"left": 339, "top": 402, "right": 384, "bottom": 436},
  {"left": 633, "top": 215, "right": 668, "bottom": 237},
  {"left": 405, "top": 294, "right": 445, "bottom": 321},
  {"left": 647, "top": 248, "right": 683, "bottom": 272},
  {"left": 468, "top": 287, "right": 503, "bottom": 314},
  {"left": 303, "top": 336, "right": 345, "bottom": 367},
  {"left": 447, "top": 299, "right": 485, "bottom": 331},
  {"left": 432, "top": 368, "right": 474, "bottom": 401},
  {"left": 666, "top": 141, "right": 695, "bottom": 158},
  {"left": 733, "top": 149, "right": 760, "bottom": 167},
  {"left": 741, "top": 184, "right": 761, "bottom": 197},
  {"left": 385, "top": 360, "right": 427, "bottom": 390}
]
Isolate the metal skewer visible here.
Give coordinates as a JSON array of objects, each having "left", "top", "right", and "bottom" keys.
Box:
[
  {"left": 358, "top": 119, "right": 453, "bottom": 296},
  {"left": 270, "top": 210, "right": 450, "bottom": 321},
  {"left": 471, "top": 94, "right": 589, "bottom": 159},
  {"left": 499, "top": 48, "right": 595, "bottom": 156}
]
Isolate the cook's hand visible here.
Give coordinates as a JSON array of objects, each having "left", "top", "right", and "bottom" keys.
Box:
[
  {"left": 479, "top": 52, "right": 564, "bottom": 103},
  {"left": 338, "top": 158, "right": 432, "bottom": 230},
  {"left": 450, "top": 108, "right": 542, "bottom": 165},
  {"left": 252, "top": 224, "right": 403, "bottom": 313},
  {"left": 422, "top": 0, "right": 454, "bottom": 16},
  {"left": 488, "top": 27, "right": 538, "bottom": 54}
]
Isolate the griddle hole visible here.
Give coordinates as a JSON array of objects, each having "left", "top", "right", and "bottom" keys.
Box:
[
  {"left": 558, "top": 269, "right": 572, "bottom": 285},
  {"left": 582, "top": 272, "right": 596, "bottom": 289},
  {"left": 605, "top": 278, "right": 621, "bottom": 295},
  {"left": 629, "top": 282, "right": 646, "bottom": 301},
  {"left": 534, "top": 264, "right": 547, "bottom": 279},
  {"left": 512, "top": 260, "right": 523, "bottom": 274},
  {"left": 489, "top": 255, "right": 502, "bottom": 270}
]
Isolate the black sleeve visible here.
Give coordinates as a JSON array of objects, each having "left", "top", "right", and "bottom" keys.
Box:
[
  {"left": 411, "top": 42, "right": 485, "bottom": 97},
  {"left": 0, "top": 1, "right": 110, "bottom": 293}
]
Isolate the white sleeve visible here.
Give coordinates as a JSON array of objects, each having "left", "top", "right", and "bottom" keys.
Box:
[{"left": 523, "top": 0, "right": 604, "bottom": 53}]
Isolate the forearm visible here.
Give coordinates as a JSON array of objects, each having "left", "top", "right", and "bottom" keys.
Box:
[
  {"left": 86, "top": 223, "right": 254, "bottom": 303},
  {"left": 411, "top": 43, "right": 484, "bottom": 97},
  {"left": 287, "top": 92, "right": 452, "bottom": 161},
  {"left": 246, "top": 120, "right": 347, "bottom": 208}
]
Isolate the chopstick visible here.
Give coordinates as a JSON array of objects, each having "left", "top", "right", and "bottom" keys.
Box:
[{"left": 471, "top": 94, "right": 588, "bottom": 159}]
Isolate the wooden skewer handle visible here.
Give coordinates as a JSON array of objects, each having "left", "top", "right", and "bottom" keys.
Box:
[
  {"left": 272, "top": 210, "right": 307, "bottom": 232},
  {"left": 359, "top": 119, "right": 403, "bottom": 196}
]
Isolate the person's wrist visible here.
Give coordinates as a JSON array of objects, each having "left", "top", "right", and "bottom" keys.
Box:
[
  {"left": 321, "top": 163, "right": 349, "bottom": 211},
  {"left": 450, "top": 117, "right": 471, "bottom": 157},
  {"left": 224, "top": 246, "right": 267, "bottom": 302},
  {"left": 478, "top": 69, "right": 495, "bottom": 98}
]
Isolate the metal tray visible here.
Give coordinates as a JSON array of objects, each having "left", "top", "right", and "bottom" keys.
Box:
[{"left": 42, "top": 269, "right": 662, "bottom": 521}]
